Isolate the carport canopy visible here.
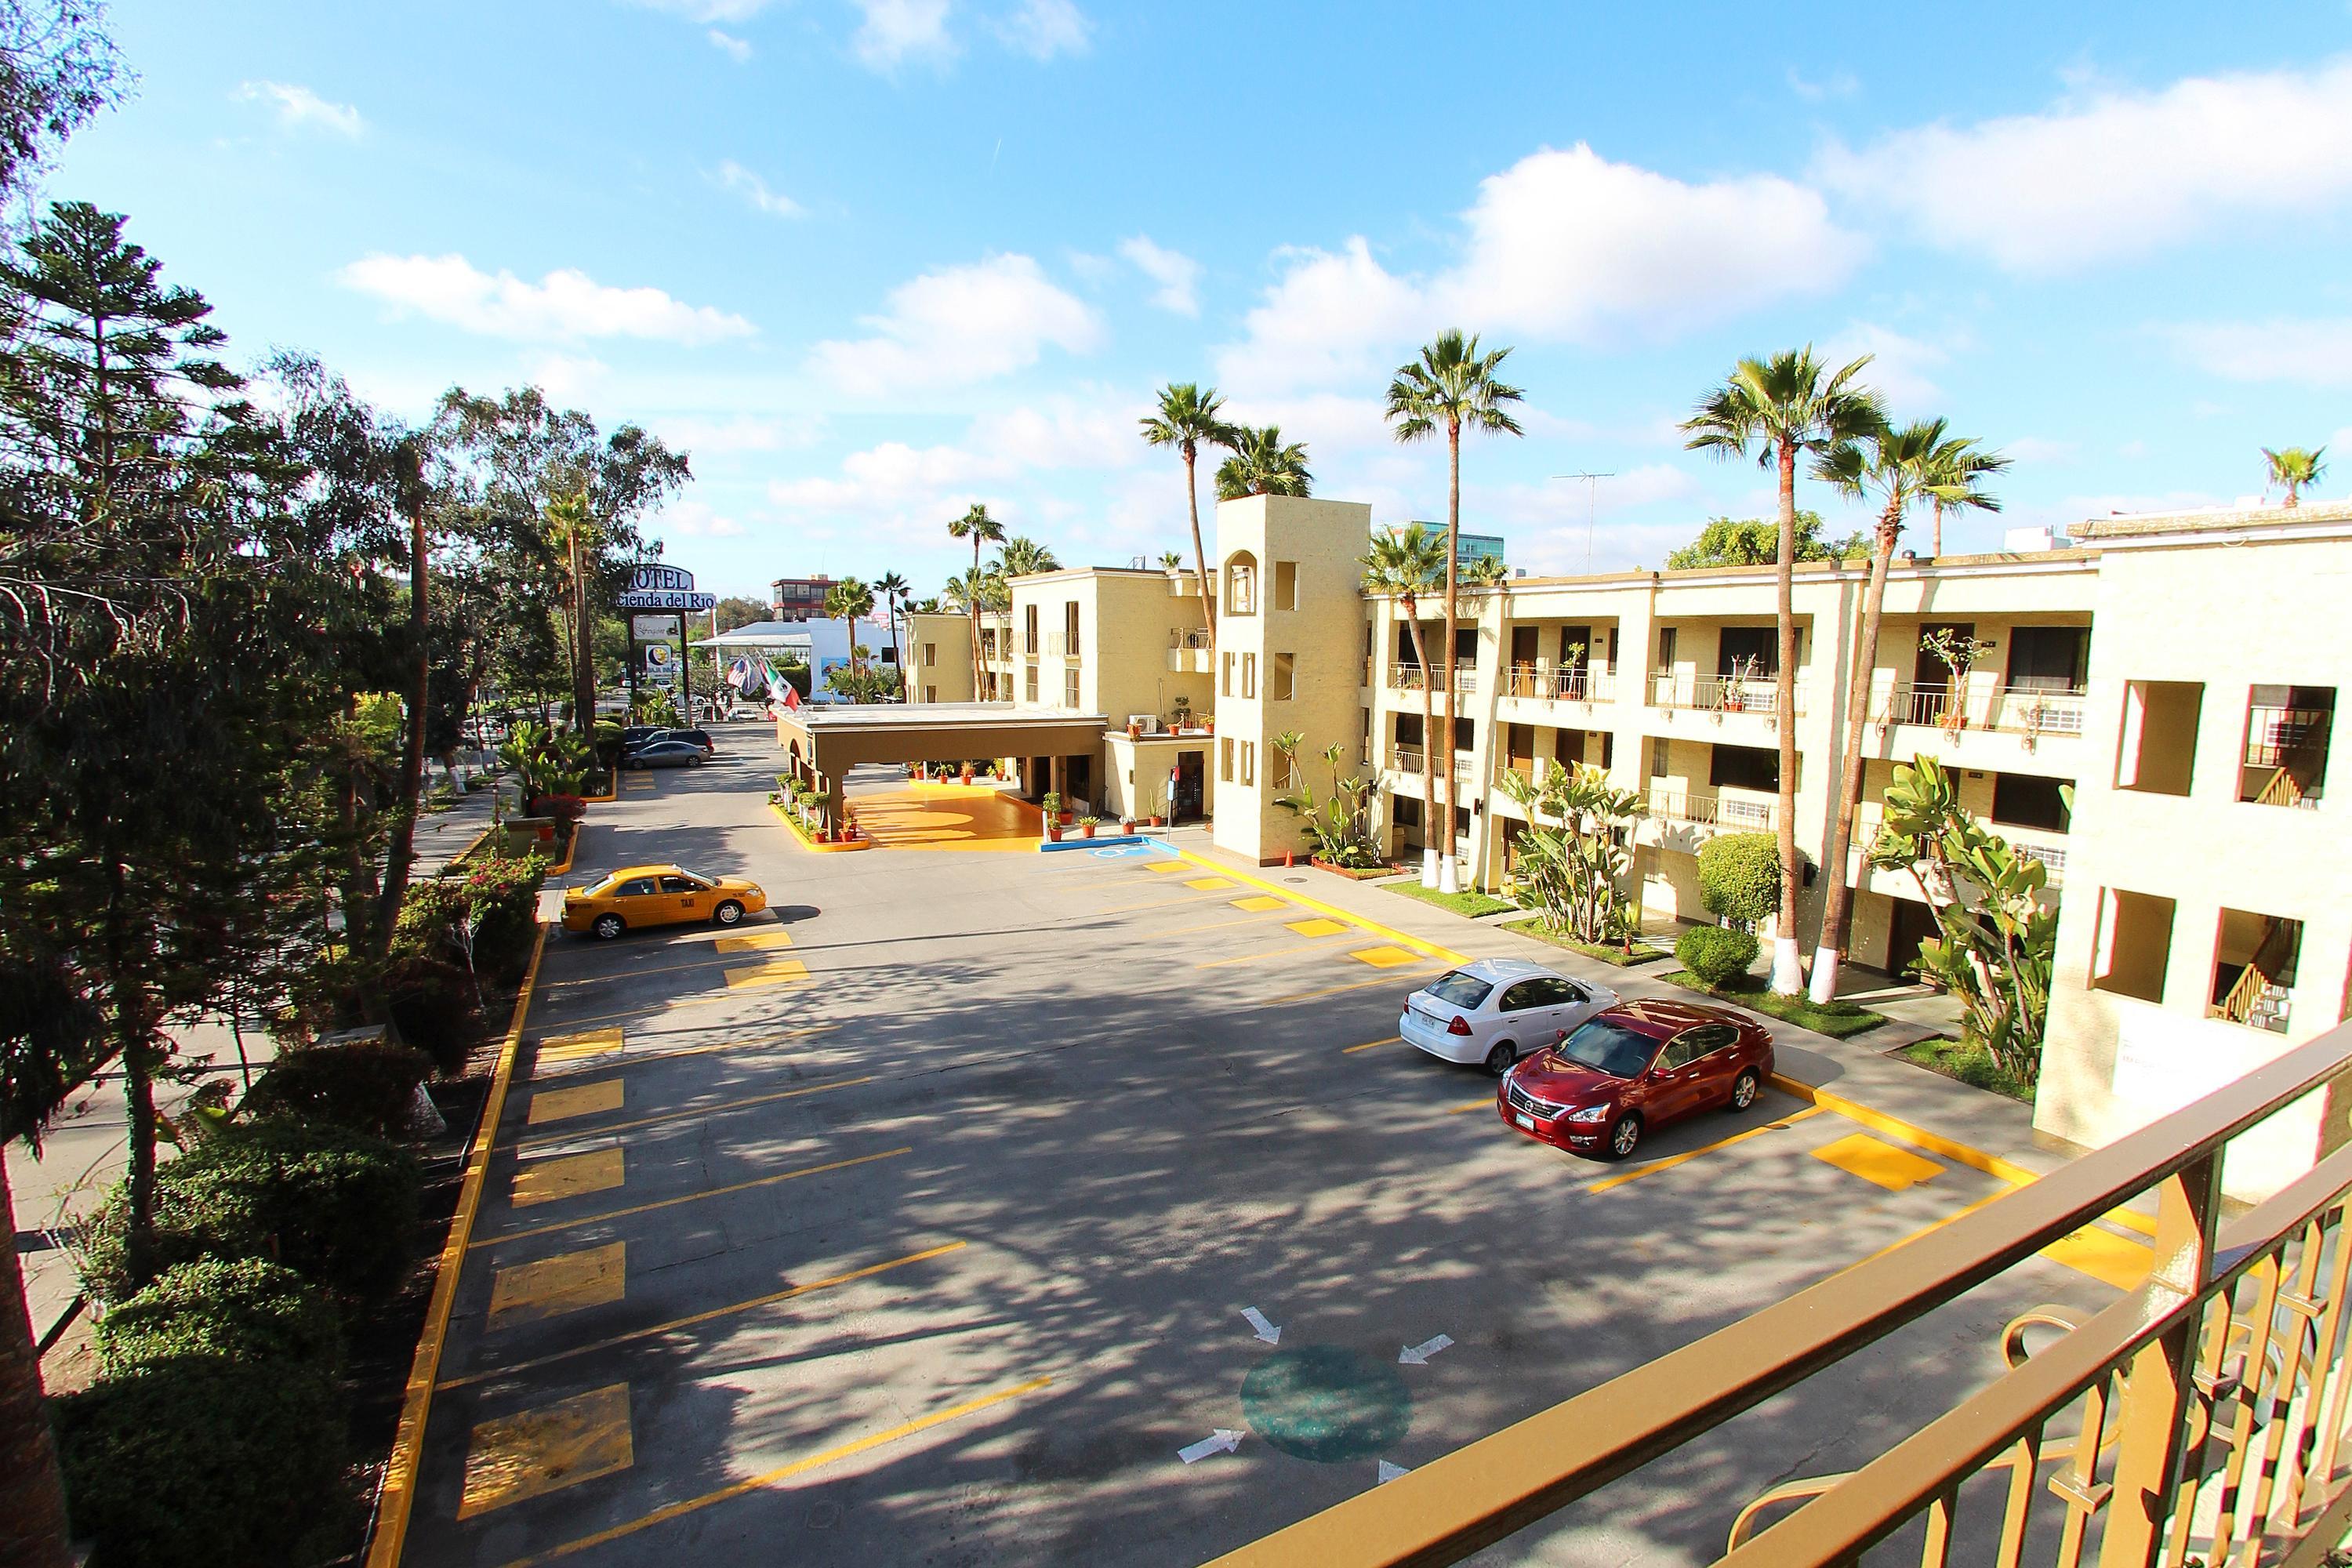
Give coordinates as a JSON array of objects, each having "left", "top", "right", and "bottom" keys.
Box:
[{"left": 775, "top": 702, "right": 1109, "bottom": 781}]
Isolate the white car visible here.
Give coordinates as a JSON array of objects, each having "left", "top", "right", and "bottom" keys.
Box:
[{"left": 1399, "top": 957, "right": 1620, "bottom": 1074}]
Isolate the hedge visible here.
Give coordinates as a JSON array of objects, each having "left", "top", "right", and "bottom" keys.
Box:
[
  {"left": 385, "top": 953, "right": 484, "bottom": 1074},
  {"left": 78, "top": 1118, "right": 421, "bottom": 1307},
  {"left": 1696, "top": 832, "right": 1783, "bottom": 927},
  {"left": 95, "top": 1256, "right": 343, "bottom": 1378},
  {"left": 53, "top": 1355, "right": 348, "bottom": 1568},
  {"left": 241, "top": 1037, "right": 436, "bottom": 1140},
  {"left": 1676, "top": 924, "right": 1760, "bottom": 988}
]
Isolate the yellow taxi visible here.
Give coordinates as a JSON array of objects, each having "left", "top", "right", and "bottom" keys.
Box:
[{"left": 561, "top": 864, "right": 768, "bottom": 940}]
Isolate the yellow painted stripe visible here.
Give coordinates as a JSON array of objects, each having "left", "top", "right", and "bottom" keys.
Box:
[
  {"left": 459, "top": 1382, "right": 633, "bottom": 1520},
  {"left": 1172, "top": 848, "right": 1470, "bottom": 965},
  {"left": 1347, "top": 945, "right": 1422, "bottom": 968},
  {"left": 489, "top": 1241, "right": 627, "bottom": 1328},
  {"left": 543, "top": 956, "right": 746, "bottom": 991},
  {"left": 544, "top": 1022, "right": 837, "bottom": 1071},
  {"left": 437, "top": 1240, "right": 966, "bottom": 1391},
  {"left": 512, "top": 1147, "right": 626, "bottom": 1207},
  {"left": 526, "top": 1080, "right": 622, "bottom": 1124},
  {"left": 1812, "top": 1131, "right": 1947, "bottom": 1192},
  {"left": 1769, "top": 1074, "right": 2037, "bottom": 1185},
  {"left": 713, "top": 929, "right": 793, "bottom": 953},
  {"left": 2039, "top": 1226, "right": 2154, "bottom": 1290},
  {"left": 1145, "top": 858, "right": 1190, "bottom": 873},
  {"left": 473, "top": 1148, "right": 913, "bottom": 1250},
  {"left": 1445, "top": 1094, "right": 1498, "bottom": 1116},
  {"left": 1286, "top": 917, "right": 1350, "bottom": 938},
  {"left": 495, "top": 1377, "right": 1052, "bottom": 1567},
  {"left": 539, "top": 1025, "right": 623, "bottom": 1062},
  {"left": 1341, "top": 1036, "right": 1400, "bottom": 1054},
  {"left": 516, "top": 991, "right": 730, "bottom": 1034},
  {"left": 1265, "top": 967, "right": 1443, "bottom": 1006},
  {"left": 512, "top": 1076, "right": 874, "bottom": 1151},
  {"left": 1232, "top": 895, "right": 1289, "bottom": 913},
  {"left": 723, "top": 958, "right": 812, "bottom": 988},
  {"left": 1185, "top": 877, "right": 1238, "bottom": 891},
  {"left": 364, "top": 921, "right": 548, "bottom": 1568},
  {"left": 1586, "top": 1105, "right": 1827, "bottom": 1194}
]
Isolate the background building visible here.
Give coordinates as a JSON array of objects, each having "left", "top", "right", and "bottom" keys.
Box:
[{"left": 768, "top": 573, "right": 838, "bottom": 622}]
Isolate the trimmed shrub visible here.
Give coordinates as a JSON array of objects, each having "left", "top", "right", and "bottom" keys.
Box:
[
  {"left": 458, "top": 851, "right": 546, "bottom": 984},
  {"left": 78, "top": 1119, "right": 422, "bottom": 1307},
  {"left": 385, "top": 953, "right": 483, "bottom": 1073},
  {"left": 95, "top": 1257, "right": 343, "bottom": 1377},
  {"left": 242, "top": 1037, "right": 435, "bottom": 1138},
  {"left": 1676, "top": 924, "right": 1760, "bottom": 988},
  {"left": 1696, "top": 832, "right": 1784, "bottom": 927},
  {"left": 53, "top": 1355, "right": 348, "bottom": 1568}
]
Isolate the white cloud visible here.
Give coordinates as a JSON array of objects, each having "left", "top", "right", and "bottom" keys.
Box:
[
  {"left": 236, "top": 81, "right": 363, "bottom": 137},
  {"left": 1221, "top": 392, "right": 1393, "bottom": 454},
  {"left": 716, "top": 160, "right": 803, "bottom": 217},
  {"left": 2165, "top": 317, "right": 2352, "bottom": 389},
  {"left": 626, "top": 0, "right": 775, "bottom": 21},
  {"left": 1817, "top": 58, "right": 2352, "bottom": 273},
  {"left": 996, "top": 0, "right": 1089, "bottom": 59},
  {"left": 1117, "top": 235, "right": 1200, "bottom": 316},
  {"left": 1217, "top": 145, "right": 1864, "bottom": 394},
  {"left": 659, "top": 499, "right": 748, "bottom": 539},
  {"left": 808, "top": 253, "right": 1100, "bottom": 394},
  {"left": 852, "top": 0, "right": 956, "bottom": 71},
  {"left": 652, "top": 413, "right": 827, "bottom": 454},
  {"left": 1788, "top": 67, "right": 1858, "bottom": 102},
  {"left": 969, "top": 393, "right": 1144, "bottom": 470},
  {"left": 521, "top": 352, "right": 611, "bottom": 403},
  {"left": 339, "top": 253, "right": 757, "bottom": 344},
  {"left": 1820, "top": 320, "right": 1951, "bottom": 406},
  {"left": 708, "top": 28, "right": 753, "bottom": 60}
]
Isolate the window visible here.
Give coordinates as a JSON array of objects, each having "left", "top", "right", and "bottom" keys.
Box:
[
  {"left": 1454, "top": 626, "right": 1477, "bottom": 664},
  {"left": 1599, "top": 732, "right": 1613, "bottom": 771},
  {"left": 1222, "top": 652, "right": 1235, "bottom": 695},
  {"left": 1709, "top": 744, "right": 1779, "bottom": 793},
  {"left": 1065, "top": 601, "right": 1080, "bottom": 655},
  {"left": 2239, "top": 685, "right": 2332, "bottom": 806},
  {"left": 1242, "top": 652, "right": 1257, "bottom": 699},
  {"left": 1717, "top": 626, "right": 1777, "bottom": 677},
  {"left": 2006, "top": 626, "right": 2090, "bottom": 691},
  {"left": 1657, "top": 626, "right": 1679, "bottom": 670},
  {"left": 1272, "top": 560, "right": 1298, "bottom": 610},
  {"left": 659, "top": 875, "right": 705, "bottom": 893},
  {"left": 2090, "top": 887, "right": 2176, "bottom": 1004},
  {"left": 1428, "top": 971, "right": 1493, "bottom": 1009},
  {"left": 1225, "top": 554, "right": 1258, "bottom": 616},
  {"left": 614, "top": 877, "right": 658, "bottom": 898},
  {"left": 1649, "top": 737, "right": 1670, "bottom": 780},
  {"left": 979, "top": 629, "right": 995, "bottom": 657},
  {"left": 924, "top": 684, "right": 938, "bottom": 703},
  {"left": 2116, "top": 680, "right": 2202, "bottom": 797},
  {"left": 922, "top": 642, "right": 937, "bottom": 667},
  {"left": 1025, "top": 666, "right": 1039, "bottom": 702},
  {"left": 1240, "top": 742, "right": 1256, "bottom": 786},
  {"left": 1499, "top": 981, "right": 1548, "bottom": 1013},
  {"left": 1220, "top": 736, "right": 1234, "bottom": 781},
  {"left": 2210, "top": 908, "right": 2302, "bottom": 1033},
  {"left": 1270, "top": 652, "right": 1294, "bottom": 701},
  {"left": 1064, "top": 669, "right": 1080, "bottom": 707},
  {"left": 1991, "top": 773, "right": 2073, "bottom": 832},
  {"left": 1025, "top": 604, "right": 1040, "bottom": 654},
  {"left": 1669, "top": 1024, "right": 1741, "bottom": 1065},
  {"left": 1393, "top": 795, "right": 1422, "bottom": 828},
  {"left": 880, "top": 646, "right": 898, "bottom": 665}
]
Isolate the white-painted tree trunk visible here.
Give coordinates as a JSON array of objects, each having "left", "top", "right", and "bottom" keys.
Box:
[
  {"left": 1769, "top": 935, "right": 1806, "bottom": 996},
  {"left": 1438, "top": 856, "right": 1459, "bottom": 895},
  {"left": 1807, "top": 945, "right": 1843, "bottom": 1006},
  {"left": 1420, "top": 846, "right": 1439, "bottom": 888}
]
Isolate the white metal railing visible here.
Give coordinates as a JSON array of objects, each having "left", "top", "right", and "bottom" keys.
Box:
[
  {"left": 1385, "top": 663, "right": 1478, "bottom": 695},
  {"left": 1045, "top": 632, "right": 1081, "bottom": 658},
  {"left": 1388, "top": 745, "right": 1470, "bottom": 786},
  {"left": 1502, "top": 665, "right": 1617, "bottom": 704},
  {"left": 1646, "top": 786, "right": 1778, "bottom": 833},
  {"left": 1169, "top": 628, "right": 1213, "bottom": 649},
  {"left": 1648, "top": 670, "right": 1802, "bottom": 717},
  {"left": 1879, "top": 677, "right": 2087, "bottom": 736}
]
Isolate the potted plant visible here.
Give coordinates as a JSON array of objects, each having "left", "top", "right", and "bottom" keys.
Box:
[
  {"left": 1170, "top": 695, "right": 1193, "bottom": 732},
  {"left": 1120, "top": 815, "right": 1135, "bottom": 833},
  {"left": 1080, "top": 815, "right": 1100, "bottom": 839},
  {"left": 1040, "top": 790, "right": 1061, "bottom": 827},
  {"left": 1920, "top": 627, "right": 1994, "bottom": 735},
  {"left": 960, "top": 763, "right": 975, "bottom": 785},
  {"left": 1202, "top": 713, "right": 1215, "bottom": 735},
  {"left": 1127, "top": 717, "right": 1143, "bottom": 739}
]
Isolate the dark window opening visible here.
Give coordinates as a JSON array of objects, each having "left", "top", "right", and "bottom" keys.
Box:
[
  {"left": 1991, "top": 773, "right": 2073, "bottom": 833},
  {"left": 1717, "top": 626, "right": 1777, "bottom": 678},
  {"left": 2006, "top": 626, "right": 2090, "bottom": 692},
  {"left": 1709, "top": 743, "right": 1779, "bottom": 793}
]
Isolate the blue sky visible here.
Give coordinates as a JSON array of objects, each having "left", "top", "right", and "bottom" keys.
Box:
[{"left": 49, "top": 2, "right": 2352, "bottom": 597}]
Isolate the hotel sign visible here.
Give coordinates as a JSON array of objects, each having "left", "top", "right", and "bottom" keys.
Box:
[{"left": 617, "top": 563, "right": 716, "bottom": 612}]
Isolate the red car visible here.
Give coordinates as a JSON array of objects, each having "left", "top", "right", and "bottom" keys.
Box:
[{"left": 1497, "top": 998, "right": 1774, "bottom": 1160}]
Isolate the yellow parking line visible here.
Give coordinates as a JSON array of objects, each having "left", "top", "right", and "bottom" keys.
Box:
[
  {"left": 539, "top": 1026, "right": 623, "bottom": 1063},
  {"left": 1145, "top": 859, "right": 1190, "bottom": 874},
  {"left": 459, "top": 1383, "right": 633, "bottom": 1519},
  {"left": 1445, "top": 1094, "right": 1497, "bottom": 1116},
  {"left": 496, "top": 1376, "right": 1051, "bottom": 1566},
  {"left": 1285, "top": 917, "right": 1350, "bottom": 938},
  {"left": 526, "top": 1080, "right": 623, "bottom": 1124},
  {"left": 1265, "top": 967, "right": 1442, "bottom": 1006},
  {"left": 547, "top": 1023, "right": 838, "bottom": 1073},
  {"left": 1586, "top": 1106, "right": 1826, "bottom": 1194},
  {"left": 713, "top": 929, "right": 794, "bottom": 953},
  {"left": 1346, "top": 945, "right": 1422, "bottom": 968},
  {"left": 723, "top": 958, "right": 811, "bottom": 988},
  {"left": 519, "top": 992, "right": 730, "bottom": 1034},
  {"left": 1341, "top": 1036, "right": 1401, "bottom": 1054},
  {"left": 511, "top": 1147, "right": 625, "bottom": 1207},
  {"left": 436, "top": 1240, "right": 966, "bottom": 1391},
  {"left": 511, "top": 1076, "right": 873, "bottom": 1152},
  {"left": 1232, "top": 895, "right": 1290, "bottom": 913},
  {"left": 488, "top": 1242, "right": 627, "bottom": 1329},
  {"left": 1171, "top": 848, "right": 1469, "bottom": 964},
  {"left": 1812, "top": 1131, "right": 1947, "bottom": 1192},
  {"left": 473, "top": 1148, "right": 913, "bottom": 1250}
]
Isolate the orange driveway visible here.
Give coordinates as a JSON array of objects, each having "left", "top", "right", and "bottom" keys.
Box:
[{"left": 851, "top": 785, "right": 1042, "bottom": 851}]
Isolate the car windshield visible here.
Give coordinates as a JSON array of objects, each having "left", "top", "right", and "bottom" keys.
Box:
[
  {"left": 1425, "top": 971, "right": 1494, "bottom": 1010},
  {"left": 1554, "top": 1019, "right": 1660, "bottom": 1080}
]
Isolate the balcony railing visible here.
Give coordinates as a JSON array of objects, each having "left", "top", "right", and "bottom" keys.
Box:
[
  {"left": 1645, "top": 786, "right": 1777, "bottom": 832},
  {"left": 1045, "top": 632, "right": 1080, "bottom": 658},
  {"left": 1880, "top": 679, "right": 2088, "bottom": 737},
  {"left": 1649, "top": 670, "right": 1803, "bottom": 717},
  {"left": 1385, "top": 663, "right": 1479, "bottom": 695},
  {"left": 1169, "top": 628, "right": 1214, "bottom": 650},
  {"left": 1386, "top": 745, "right": 1470, "bottom": 787},
  {"left": 1210, "top": 1020, "right": 2352, "bottom": 1568},
  {"left": 1501, "top": 665, "right": 1617, "bottom": 704}
]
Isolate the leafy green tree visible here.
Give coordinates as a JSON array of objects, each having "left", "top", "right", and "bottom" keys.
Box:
[
  {"left": 1214, "top": 424, "right": 1312, "bottom": 500},
  {"left": 1664, "top": 510, "right": 1865, "bottom": 570},
  {"left": 946, "top": 502, "right": 1004, "bottom": 677},
  {"left": 1696, "top": 833, "right": 1783, "bottom": 927},
  {"left": 2263, "top": 445, "right": 2327, "bottom": 508},
  {"left": 823, "top": 576, "right": 876, "bottom": 676},
  {"left": 1270, "top": 734, "right": 1383, "bottom": 868},
  {"left": 1495, "top": 762, "right": 1646, "bottom": 946},
  {"left": 1386, "top": 331, "right": 1524, "bottom": 890},
  {"left": 1682, "top": 349, "right": 1882, "bottom": 994},
  {"left": 1140, "top": 383, "right": 1240, "bottom": 637},
  {"left": 870, "top": 572, "right": 909, "bottom": 673},
  {"left": 0, "top": 2, "right": 125, "bottom": 212},
  {"left": 1810, "top": 419, "right": 2002, "bottom": 1001},
  {"left": 1361, "top": 524, "right": 1448, "bottom": 878},
  {"left": 713, "top": 593, "right": 768, "bottom": 633},
  {"left": 994, "top": 535, "right": 1058, "bottom": 578}
]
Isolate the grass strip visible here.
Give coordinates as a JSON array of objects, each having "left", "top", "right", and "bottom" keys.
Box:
[
  {"left": 1896, "top": 1036, "right": 2036, "bottom": 1103},
  {"left": 1657, "top": 968, "right": 1887, "bottom": 1039},
  {"left": 1497, "top": 918, "right": 1668, "bottom": 967},
  {"left": 1380, "top": 881, "right": 1519, "bottom": 919}
]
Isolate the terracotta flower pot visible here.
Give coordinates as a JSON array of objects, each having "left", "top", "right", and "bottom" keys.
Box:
[
  {"left": 1149, "top": 815, "right": 1163, "bottom": 827},
  {"left": 1047, "top": 826, "right": 1063, "bottom": 842},
  {"left": 1081, "top": 823, "right": 1097, "bottom": 839},
  {"left": 1058, "top": 810, "right": 1074, "bottom": 826}
]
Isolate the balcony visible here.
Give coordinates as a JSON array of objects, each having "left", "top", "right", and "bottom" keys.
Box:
[
  {"left": 1044, "top": 632, "right": 1081, "bottom": 659},
  {"left": 1878, "top": 678, "right": 2087, "bottom": 737},
  {"left": 1167, "top": 627, "right": 1213, "bottom": 673},
  {"left": 1385, "top": 744, "right": 1470, "bottom": 789},
  {"left": 1385, "top": 663, "right": 1478, "bottom": 696},
  {"left": 1648, "top": 670, "right": 1803, "bottom": 718},
  {"left": 1210, "top": 1021, "right": 2352, "bottom": 1568},
  {"left": 1645, "top": 786, "right": 1778, "bottom": 833},
  {"left": 1501, "top": 664, "right": 1617, "bottom": 706}
]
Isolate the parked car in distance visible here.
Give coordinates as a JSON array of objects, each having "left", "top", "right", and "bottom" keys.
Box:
[
  {"left": 1497, "top": 998, "right": 1774, "bottom": 1160},
  {"left": 620, "top": 740, "right": 704, "bottom": 769},
  {"left": 622, "top": 727, "right": 716, "bottom": 757},
  {"left": 561, "top": 864, "right": 767, "bottom": 939},
  {"left": 619, "top": 724, "right": 666, "bottom": 746},
  {"left": 1399, "top": 957, "right": 1620, "bottom": 1075}
]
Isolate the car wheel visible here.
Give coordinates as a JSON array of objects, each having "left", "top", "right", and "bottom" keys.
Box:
[
  {"left": 592, "top": 913, "right": 624, "bottom": 941},
  {"left": 713, "top": 900, "right": 744, "bottom": 926},
  {"left": 1729, "top": 1069, "right": 1760, "bottom": 1112},
  {"left": 1483, "top": 1041, "right": 1517, "bottom": 1076},
  {"left": 1604, "top": 1112, "right": 1643, "bottom": 1160}
]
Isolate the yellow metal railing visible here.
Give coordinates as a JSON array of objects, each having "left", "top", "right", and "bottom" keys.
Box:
[{"left": 1206, "top": 1022, "right": 2352, "bottom": 1568}]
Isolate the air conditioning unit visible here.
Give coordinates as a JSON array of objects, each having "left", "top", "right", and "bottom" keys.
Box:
[{"left": 1127, "top": 714, "right": 1161, "bottom": 734}]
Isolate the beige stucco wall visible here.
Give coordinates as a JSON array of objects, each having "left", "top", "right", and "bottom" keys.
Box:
[{"left": 903, "top": 612, "right": 976, "bottom": 704}]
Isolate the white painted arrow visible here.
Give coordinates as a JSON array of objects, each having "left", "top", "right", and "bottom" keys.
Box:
[
  {"left": 1240, "top": 1307, "right": 1282, "bottom": 1345},
  {"left": 1398, "top": 1334, "right": 1454, "bottom": 1366},
  {"left": 1378, "top": 1461, "right": 1410, "bottom": 1484},
  {"left": 1181, "top": 1429, "right": 1245, "bottom": 1465}
]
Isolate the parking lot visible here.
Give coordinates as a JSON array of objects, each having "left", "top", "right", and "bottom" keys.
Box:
[{"left": 399, "top": 730, "right": 2143, "bottom": 1568}]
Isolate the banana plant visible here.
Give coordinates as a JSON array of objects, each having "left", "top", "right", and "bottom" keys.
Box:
[
  {"left": 1496, "top": 761, "right": 1646, "bottom": 943},
  {"left": 1271, "top": 733, "right": 1384, "bottom": 867}
]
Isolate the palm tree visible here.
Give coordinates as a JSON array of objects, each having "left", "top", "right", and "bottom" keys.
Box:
[
  {"left": 824, "top": 576, "right": 877, "bottom": 681},
  {"left": 1386, "top": 330, "right": 1525, "bottom": 893},
  {"left": 2263, "top": 445, "right": 2328, "bottom": 508},
  {"left": 1140, "top": 383, "right": 1240, "bottom": 637},
  {"left": 1214, "top": 424, "right": 1313, "bottom": 500},
  {"left": 996, "top": 535, "right": 1061, "bottom": 578},
  {"left": 1807, "top": 418, "right": 2001, "bottom": 1003},
  {"left": 874, "top": 570, "right": 909, "bottom": 681},
  {"left": 1682, "top": 349, "right": 1883, "bottom": 995},
  {"left": 1363, "top": 524, "right": 1450, "bottom": 885},
  {"left": 1458, "top": 554, "right": 1509, "bottom": 590},
  {"left": 1926, "top": 442, "right": 2011, "bottom": 556},
  {"left": 946, "top": 503, "right": 1004, "bottom": 682}
]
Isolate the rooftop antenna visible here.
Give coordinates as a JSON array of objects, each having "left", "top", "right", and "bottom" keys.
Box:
[{"left": 1553, "top": 472, "right": 1613, "bottom": 570}]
